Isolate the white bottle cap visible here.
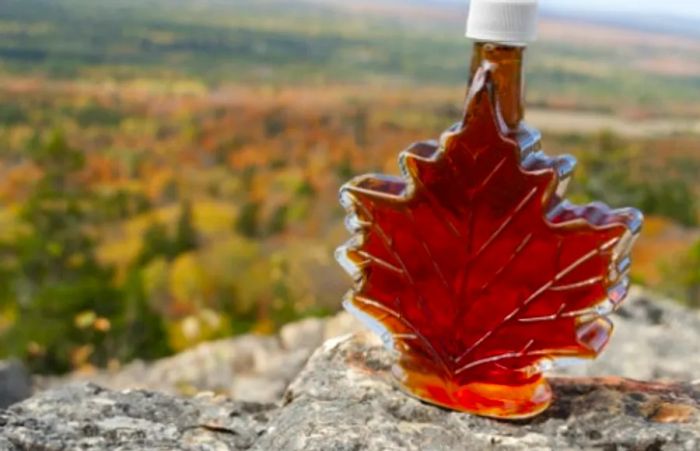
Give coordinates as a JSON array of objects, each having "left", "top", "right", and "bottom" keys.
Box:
[{"left": 466, "top": 0, "right": 539, "bottom": 44}]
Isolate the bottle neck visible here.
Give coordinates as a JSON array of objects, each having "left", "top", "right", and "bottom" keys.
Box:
[{"left": 469, "top": 42, "right": 526, "bottom": 131}]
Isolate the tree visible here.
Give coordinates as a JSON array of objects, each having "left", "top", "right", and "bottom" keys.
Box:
[
  {"left": 174, "top": 201, "right": 198, "bottom": 254},
  {"left": 137, "top": 201, "right": 199, "bottom": 265},
  {"left": 137, "top": 222, "right": 173, "bottom": 265},
  {"left": 117, "top": 269, "right": 171, "bottom": 361},
  {"left": 235, "top": 201, "right": 260, "bottom": 238},
  {"left": 576, "top": 131, "right": 698, "bottom": 227},
  {"left": 679, "top": 240, "right": 700, "bottom": 308},
  {"left": 267, "top": 204, "right": 288, "bottom": 235},
  {"left": 1, "top": 132, "right": 124, "bottom": 372},
  {"left": 638, "top": 180, "right": 698, "bottom": 228}
]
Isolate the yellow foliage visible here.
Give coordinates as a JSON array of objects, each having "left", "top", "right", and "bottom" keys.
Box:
[
  {"left": 640, "top": 216, "right": 675, "bottom": 238},
  {"left": 119, "top": 117, "right": 159, "bottom": 137},
  {"left": 234, "top": 260, "right": 274, "bottom": 314},
  {"left": 251, "top": 318, "right": 275, "bottom": 335},
  {"left": 166, "top": 309, "right": 231, "bottom": 352},
  {"left": 0, "top": 304, "right": 17, "bottom": 335},
  {"left": 286, "top": 197, "right": 311, "bottom": 223},
  {"left": 70, "top": 344, "right": 95, "bottom": 371},
  {"left": 74, "top": 311, "right": 97, "bottom": 329},
  {"left": 191, "top": 200, "right": 237, "bottom": 236},
  {"left": 123, "top": 205, "right": 179, "bottom": 237},
  {"left": 143, "top": 169, "right": 175, "bottom": 201},
  {"left": 632, "top": 215, "right": 700, "bottom": 285},
  {"left": 168, "top": 252, "right": 212, "bottom": 309},
  {"left": 96, "top": 234, "right": 142, "bottom": 281},
  {"left": 142, "top": 257, "right": 170, "bottom": 313},
  {"left": 0, "top": 207, "right": 21, "bottom": 242},
  {"left": 67, "top": 252, "right": 87, "bottom": 268}
]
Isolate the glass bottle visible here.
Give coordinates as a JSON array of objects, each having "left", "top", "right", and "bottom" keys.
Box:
[{"left": 336, "top": 0, "right": 643, "bottom": 419}]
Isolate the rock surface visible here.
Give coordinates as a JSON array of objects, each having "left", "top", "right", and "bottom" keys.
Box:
[
  {"left": 5, "top": 287, "right": 699, "bottom": 450},
  {"left": 2, "top": 332, "right": 699, "bottom": 450},
  {"left": 0, "top": 383, "right": 274, "bottom": 450},
  {"left": 41, "top": 314, "right": 363, "bottom": 403},
  {"left": 43, "top": 286, "right": 700, "bottom": 404},
  {"left": 0, "top": 360, "right": 31, "bottom": 409},
  {"left": 257, "top": 332, "right": 700, "bottom": 451}
]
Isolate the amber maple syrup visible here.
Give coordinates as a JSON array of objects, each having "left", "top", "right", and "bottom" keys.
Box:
[{"left": 336, "top": 0, "right": 642, "bottom": 419}]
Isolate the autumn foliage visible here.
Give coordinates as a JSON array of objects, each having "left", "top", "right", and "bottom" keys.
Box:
[{"left": 0, "top": 0, "right": 697, "bottom": 374}]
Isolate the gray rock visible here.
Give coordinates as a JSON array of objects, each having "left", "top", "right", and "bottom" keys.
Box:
[
  {"left": 254, "top": 332, "right": 700, "bottom": 451},
  {"left": 279, "top": 317, "right": 325, "bottom": 350},
  {"left": 0, "top": 383, "right": 274, "bottom": 450},
  {"left": 14, "top": 286, "right": 698, "bottom": 450},
  {"left": 0, "top": 360, "right": 31, "bottom": 409},
  {"left": 40, "top": 310, "right": 363, "bottom": 404},
  {"left": 4, "top": 323, "right": 700, "bottom": 450},
  {"left": 40, "top": 285, "right": 700, "bottom": 404},
  {"left": 322, "top": 310, "right": 363, "bottom": 341}
]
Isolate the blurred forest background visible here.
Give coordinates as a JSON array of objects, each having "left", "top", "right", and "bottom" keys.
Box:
[{"left": 0, "top": 0, "right": 699, "bottom": 374}]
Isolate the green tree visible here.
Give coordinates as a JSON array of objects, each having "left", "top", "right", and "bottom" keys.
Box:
[
  {"left": 137, "top": 222, "right": 173, "bottom": 265},
  {"left": 351, "top": 107, "right": 368, "bottom": 147},
  {"left": 116, "top": 269, "right": 171, "bottom": 361},
  {"left": 235, "top": 201, "right": 261, "bottom": 238},
  {"left": 137, "top": 201, "right": 199, "bottom": 265},
  {"left": 0, "top": 132, "right": 124, "bottom": 372},
  {"left": 679, "top": 240, "right": 700, "bottom": 308},
  {"left": 336, "top": 152, "right": 355, "bottom": 181},
  {"left": 575, "top": 131, "right": 698, "bottom": 227},
  {"left": 267, "top": 204, "right": 288, "bottom": 235},
  {"left": 638, "top": 180, "right": 698, "bottom": 228},
  {"left": 174, "top": 201, "right": 198, "bottom": 254}
]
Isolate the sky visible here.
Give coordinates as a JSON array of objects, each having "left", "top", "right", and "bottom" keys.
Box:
[
  {"left": 543, "top": 0, "right": 700, "bottom": 19},
  {"left": 432, "top": 0, "right": 700, "bottom": 20}
]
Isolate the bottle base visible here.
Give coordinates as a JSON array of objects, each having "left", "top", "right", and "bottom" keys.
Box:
[{"left": 393, "top": 364, "right": 553, "bottom": 419}]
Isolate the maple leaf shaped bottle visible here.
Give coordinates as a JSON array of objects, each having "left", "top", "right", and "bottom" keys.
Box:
[{"left": 336, "top": 0, "right": 643, "bottom": 419}]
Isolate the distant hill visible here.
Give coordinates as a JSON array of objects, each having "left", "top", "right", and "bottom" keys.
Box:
[{"left": 1, "top": 0, "right": 700, "bottom": 115}]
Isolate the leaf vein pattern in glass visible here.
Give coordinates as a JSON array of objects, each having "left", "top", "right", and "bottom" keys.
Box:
[{"left": 337, "top": 65, "right": 643, "bottom": 418}]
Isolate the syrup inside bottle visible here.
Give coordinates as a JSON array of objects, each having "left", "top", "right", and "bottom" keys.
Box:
[
  {"left": 469, "top": 42, "right": 525, "bottom": 131},
  {"left": 338, "top": 40, "right": 641, "bottom": 419}
]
